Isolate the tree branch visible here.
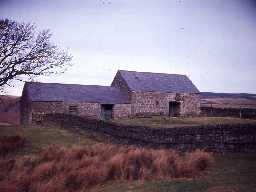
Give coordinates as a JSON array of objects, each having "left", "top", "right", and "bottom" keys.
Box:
[{"left": 0, "top": 19, "right": 72, "bottom": 89}]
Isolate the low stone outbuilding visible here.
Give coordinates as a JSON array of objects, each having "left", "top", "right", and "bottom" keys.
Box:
[{"left": 20, "top": 70, "right": 200, "bottom": 125}]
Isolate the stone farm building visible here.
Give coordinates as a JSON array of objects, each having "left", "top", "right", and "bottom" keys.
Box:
[{"left": 21, "top": 70, "right": 200, "bottom": 125}]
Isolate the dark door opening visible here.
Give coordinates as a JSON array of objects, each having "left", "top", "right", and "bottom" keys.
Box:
[
  {"left": 169, "top": 102, "right": 180, "bottom": 117},
  {"left": 101, "top": 104, "right": 114, "bottom": 121}
]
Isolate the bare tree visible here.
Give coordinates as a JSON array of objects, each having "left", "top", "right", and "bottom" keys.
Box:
[{"left": 0, "top": 19, "right": 72, "bottom": 89}]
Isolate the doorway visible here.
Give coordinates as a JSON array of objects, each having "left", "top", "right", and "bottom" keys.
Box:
[
  {"left": 101, "top": 104, "right": 114, "bottom": 121},
  {"left": 169, "top": 102, "right": 180, "bottom": 117}
]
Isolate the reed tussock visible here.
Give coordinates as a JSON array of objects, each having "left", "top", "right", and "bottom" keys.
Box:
[{"left": 0, "top": 144, "right": 214, "bottom": 192}]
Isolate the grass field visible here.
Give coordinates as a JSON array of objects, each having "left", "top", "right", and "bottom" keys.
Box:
[
  {"left": 201, "top": 98, "right": 256, "bottom": 109},
  {"left": 0, "top": 124, "right": 98, "bottom": 155},
  {"left": 113, "top": 116, "right": 256, "bottom": 129},
  {"left": 0, "top": 124, "right": 256, "bottom": 192}
]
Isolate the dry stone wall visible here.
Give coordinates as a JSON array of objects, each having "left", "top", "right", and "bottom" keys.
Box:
[{"left": 44, "top": 114, "right": 256, "bottom": 153}]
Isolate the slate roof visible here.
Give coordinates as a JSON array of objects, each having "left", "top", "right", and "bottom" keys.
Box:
[
  {"left": 118, "top": 70, "right": 199, "bottom": 93},
  {"left": 25, "top": 82, "right": 129, "bottom": 104}
]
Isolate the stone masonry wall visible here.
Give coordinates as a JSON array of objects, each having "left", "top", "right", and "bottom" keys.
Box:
[
  {"left": 20, "top": 88, "right": 31, "bottom": 126},
  {"left": 44, "top": 114, "right": 256, "bottom": 153},
  {"left": 111, "top": 71, "right": 132, "bottom": 101},
  {"left": 26, "top": 91, "right": 200, "bottom": 125},
  {"left": 31, "top": 102, "right": 65, "bottom": 124},
  {"left": 64, "top": 102, "right": 101, "bottom": 120},
  {"left": 29, "top": 101, "right": 102, "bottom": 124},
  {"left": 31, "top": 102, "right": 65, "bottom": 114},
  {"left": 131, "top": 92, "right": 200, "bottom": 117},
  {"left": 29, "top": 101, "right": 132, "bottom": 124},
  {"left": 113, "top": 104, "right": 132, "bottom": 119},
  {"left": 180, "top": 93, "right": 201, "bottom": 116},
  {"left": 131, "top": 92, "right": 168, "bottom": 116}
]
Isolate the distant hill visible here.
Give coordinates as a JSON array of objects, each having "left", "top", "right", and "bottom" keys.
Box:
[
  {"left": 200, "top": 92, "right": 256, "bottom": 109},
  {"left": 200, "top": 92, "right": 256, "bottom": 100},
  {"left": 0, "top": 95, "right": 20, "bottom": 125},
  {"left": 0, "top": 95, "right": 20, "bottom": 112}
]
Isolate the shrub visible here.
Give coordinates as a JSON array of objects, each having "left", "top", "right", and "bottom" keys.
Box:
[
  {"left": 185, "top": 149, "right": 214, "bottom": 176},
  {"left": 38, "top": 145, "right": 65, "bottom": 162},
  {"left": 0, "top": 144, "right": 214, "bottom": 191}
]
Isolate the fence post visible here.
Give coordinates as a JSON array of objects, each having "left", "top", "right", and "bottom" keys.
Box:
[{"left": 239, "top": 107, "right": 242, "bottom": 119}]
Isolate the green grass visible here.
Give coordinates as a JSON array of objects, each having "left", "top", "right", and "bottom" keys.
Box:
[
  {"left": 113, "top": 116, "right": 256, "bottom": 129},
  {"left": 1, "top": 124, "right": 256, "bottom": 192},
  {"left": 0, "top": 125, "right": 98, "bottom": 155}
]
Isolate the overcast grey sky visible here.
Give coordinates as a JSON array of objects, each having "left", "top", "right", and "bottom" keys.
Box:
[{"left": 1, "top": 0, "right": 256, "bottom": 95}]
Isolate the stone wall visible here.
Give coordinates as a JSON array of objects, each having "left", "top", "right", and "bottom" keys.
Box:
[
  {"left": 131, "top": 92, "right": 200, "bottom": 117},
  {"left": 111, "top": 71, "right": 132, "bottom": 101},
  {"left": 31, "top": 102, "right": 65, "bottom": 114},
  {"left": 113, "top": 104, "right": 132, "bottom": 119},
  {"left": 131, "top": 92, "right": 167, "bottom": 116},
  {"left": 20, "top": 86, "right": 31, "bottom": 126},
  {"left": 30, "top": 102, "right": 65, "bottom": 124},
  {"left": 180, "top": 93, "right": 201, "bottom": 115},
  {"left": 22, "top": 93, "right": 200, "bottom": 125},
  {"left": 29, "top": 101, "right": 132, "bottom": 124},
  {"left": 44, "top": 114, "right": 256, "bottom": 153},
  {"left": 66, "top": 102, "right": 101, "bottom": 120},
  {"left": 28, "top": 101, "right": 102, "bottom": 124}
]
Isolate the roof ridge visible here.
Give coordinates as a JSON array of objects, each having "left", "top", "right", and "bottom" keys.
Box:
[
  {"left": 118, "top": 70, "right": 187, "bottom": 76},
  {"left": 117, "top": 70, "right": 199, "bottom": 93},
  {"left": 26, "top": 81, "right": 115, "bottom": 88}
]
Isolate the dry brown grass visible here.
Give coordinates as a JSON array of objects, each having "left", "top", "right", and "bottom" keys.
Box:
[{"left": 0, "top": 144, "right": 214, "bottom": 192}]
